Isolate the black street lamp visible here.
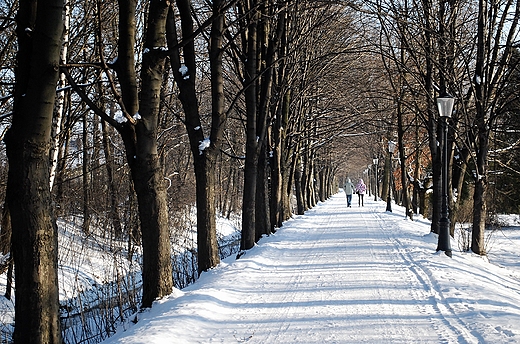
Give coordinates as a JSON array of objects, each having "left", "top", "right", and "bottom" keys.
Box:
[
  {"left": 373, "top": 157, "right": 379, "bottom": 201},
  {"left": 386, "top": 141, "right": 396, "bottom": 212},
  {"left": 436, "top": 93, "right": 454, "bottom": 257},
  {"left": 367, "top": 166, "right": 372, "bottom": 197}
]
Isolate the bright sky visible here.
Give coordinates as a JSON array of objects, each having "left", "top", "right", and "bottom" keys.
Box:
[{"left": 103, "top": 192, "right": 520, "bottom": 344}]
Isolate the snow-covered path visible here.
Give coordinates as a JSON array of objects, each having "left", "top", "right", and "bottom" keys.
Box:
[{"left": 105, "top": 192, "right": 520, "bottom": 344}]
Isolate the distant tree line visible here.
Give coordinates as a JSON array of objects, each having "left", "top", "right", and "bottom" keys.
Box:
[{"left": 360, "top": 0, "right": 520, "bottom": 255}]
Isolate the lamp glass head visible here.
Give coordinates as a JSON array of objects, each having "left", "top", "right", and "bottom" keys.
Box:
[
  {"left": 437, "top": 94, "right": 455, "bottom": 118},
  {"left": 388, "top": 141, "right": 396, "bottom": 154}
]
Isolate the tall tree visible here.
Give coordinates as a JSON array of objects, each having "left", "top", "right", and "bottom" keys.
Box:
[
  {"left": 5, "top": 0, "right": 64, "bottom": 342},
  {"left": 470, "top": 0, "right": 520, "bottom": 254},
  {"left": 166, "top": 0, "right": 226, "bottom": 273},
  {"left": 241, "top": 0, "right": 260, "bottom": 250},
  {"left": 117, "top": 0, "right": 174, "bottom": 307},
  {"left": 66, "top": 0, "right": 174, "bottom": 307}
]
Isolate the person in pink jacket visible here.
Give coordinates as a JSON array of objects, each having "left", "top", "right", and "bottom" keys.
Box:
[{"left": 356, "top": 179, "right": 367, "bottom": 206}]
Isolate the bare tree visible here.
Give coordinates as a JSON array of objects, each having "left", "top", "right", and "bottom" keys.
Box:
[
  {"left": 5, "top": 0, "right": 64, "bottom": 342},
  {"left": 65, "top": 0, "right": 174, "bottom": 308},
  {"left": 166, "top": 0, "right": 227, "bottom": 273},
  {"left": 469, "top": 0, "right": 520, "bottom": 254}
]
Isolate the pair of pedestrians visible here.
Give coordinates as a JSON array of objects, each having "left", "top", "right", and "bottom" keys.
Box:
[{"left": 344, "top": 178, "right": 367, "bottom": 207}]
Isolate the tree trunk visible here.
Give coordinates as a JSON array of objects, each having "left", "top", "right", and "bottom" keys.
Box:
[
  {"left": 469, "top": 0, "right": 520, "bottom": 254},
  {"left": 82, "top": 111, "right": 91, "bottom": 234},
  {"left": 0, "top": 205, "right": 11, "bottom": 265},
  {"left": 294, "top": 160, "right": 305, "bottom": 215},
  {"left": 301, "top": 153, "right": 310, "bottom": 210},
  {"left": 470, "top": 0, "right": 488, "bottom": 256},
  {"left": 167, "top": 0, "right": 223, "bottom": 272},
  {"left": 0, "top": 205, "right": 12, "bottom": 300},
  {"left": 254, "top": 0, "right": 277, "bottom": 242},
  {"left": 397, "top": 101, "right": 413, "bottom": 220},
  {"left": 270, "top": 87, "right": 291, "bottom": 229},
  {"left": 131, "top": 0, "right": 173, "bottom": 307},
  {"left": 430, "top": 120, "right": 442, "bottom": 233},
  {"left": 451, "top": 147, "right": 470, "bottom": 232},
  {"left": 270, "top": 123, "right": 283, "bottom": 229},
  {"left": 6, "top": 0, "right": 64, "bottom": 342},
  {"left": 383, "top": 152, "right": 391, "bottom": 205},
  {"left": 269, "top": 6, "right": 288, "bottom": 232},
  {"left": 304, "top": 143, "right": 316, "bottom": 209},
  {"left": 471, "top": 175, "right": 487, "bottom": 255},
  {"left": 49, "top": 0, "right": 69, "bottom": 191},
  {"left": 131, "top": 152, "right": 172, "bottom": 307},
  {"left": 420, "top": 0, "right": 442, "bottom": 233},
  {"left": 102, "top": 0, "right": 174, "bottom": 308},
  {"left": 241, "top": 1, "right": 259, "bottom": 251},
  {"left": 62, "top": 0, "right": 174, "bottom": 308},
  {"left": 54, "top": 124, "right": 71, "bottom": 215},
  {"left": 318, "top": 167, "right": 325, "bottom": 202},
  {"left": 281, "top": 159, "right": 293, "bottom": 221},
  {"left": 101, "top": 118, "right": 123, "bottom": 237},
  {"left": 255, "top": 144, "right": 271, "bottom": 241},
  {"left": 412, "top": 121, "right": 421, "bottom": 214},
  {"left": 193, "top": 155, "right": 220, "bottom": 273}
]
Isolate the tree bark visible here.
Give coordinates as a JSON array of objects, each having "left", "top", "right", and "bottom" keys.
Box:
[
  {"left": 82, "top": 111, "right": 91, "bottom": 234},
  {"left": 167, "top": 0, "right": 223, "bottom": 273},
  {"left": 255, "top": 143, "right": 271, "bottom": 241},
  {"left": 49, "top": 0, "right": 69, "bottom": 191},
  {"left": 6, "top": 0, "right": 64, "bottom": 342},
  {"left": 471, "top": 173, "right": 487, "bottom": 255},
  {"left": 294, "top": 159, "right": 305, "bottom": 215},
  {"left": 131, "top": 0, "right": 173, "bottom": 307},
  {"left": 397, "top": 97, "right": 413, "bottom": 220},
  {"left": 269, "top": 8, "right": 288, "bottom": 232},
  {"left": 241, "top": 0, "right": 259, "bottom": 251},
  {"left": 254, "top": 0, "right": 277, "bottom": 242},
  {"left": 90, "top": 0, "right": 176, "bottom": 308},
  {"left": 470, "top": 0, "right": 520, "bottom": 254},
  {"left": 0, "top": 205, "right": 12, "bottom": 299},
  {"left": 101, "top": 118, "right": 123, "bottom": 236},
  {"left": 470, "top": 0, "right": 488, "bottom": 255}
]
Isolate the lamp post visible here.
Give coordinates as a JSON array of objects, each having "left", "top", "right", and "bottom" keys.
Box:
[
  {"left": 367, "top": 166, "right": 371, "bottom": 197},
  {"left": 386, "top": 141, "right": 396, "bottom": 212},
  {"left": 436, "top": 93, "right": 454, "bottom": 257},
  {"left": 373, "top": 157, "right": 379, "bottom": 201}
]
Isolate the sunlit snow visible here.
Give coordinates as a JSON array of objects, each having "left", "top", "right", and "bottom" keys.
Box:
[
  {"left": 114, "top": 111, "right": 127, "bottom": 124},
  {"left": 198, "top": 138, "right": 210, "bottom": 155},
  {"left": 103, "top": 192, "right": 520, "bottom": 344}
]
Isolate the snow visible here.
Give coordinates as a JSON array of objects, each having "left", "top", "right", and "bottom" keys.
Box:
[
  {"left": 103, "top": 192, "right": 520, "bottom": 344},
  {"left": 198, "top": 138, "right": 210, "bottom": 155},
  {"left": 114, "top": 111, "right": 127, "bottom": 123}
]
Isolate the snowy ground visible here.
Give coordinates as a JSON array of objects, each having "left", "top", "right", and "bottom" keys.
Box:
[{"left": 104, "top": 191, "right": 520, "bottom": 344}]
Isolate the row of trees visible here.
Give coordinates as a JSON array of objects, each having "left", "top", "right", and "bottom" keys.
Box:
[
  {"left": 0, "top": 0, "right": 519, "bottom": 342},
  {"left": 362, "top": 0, "right": 520, "bottom": 256},
  {"left": 0, "top": 1, "right": 362, "bottom": 342}
]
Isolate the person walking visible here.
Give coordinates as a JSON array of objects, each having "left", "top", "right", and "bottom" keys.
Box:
[
  {"left": 356, "top": 178, "right": 367, "bottom": 206},
  {"left": 344, "top": 178, "right": 355, "bottom": 207}
]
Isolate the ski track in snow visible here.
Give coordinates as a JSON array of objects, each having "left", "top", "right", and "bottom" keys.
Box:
[
  {"left": 104, "top": 192, "right": 520, "bottom": 344},
  {"left": 370, "top": 210, "right": 480, "bottom": 343}
]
